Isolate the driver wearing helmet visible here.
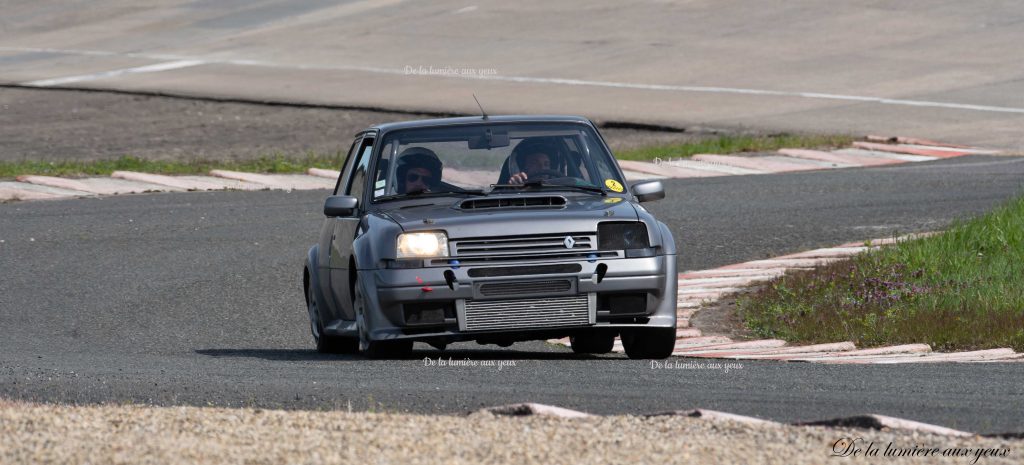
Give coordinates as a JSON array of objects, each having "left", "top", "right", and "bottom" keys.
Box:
[
  {"left": 396, "top": 147, "right": 443, "bottom": 194},
  {"left": 508, "top": 139, "right": 561, "bottom": 185}
]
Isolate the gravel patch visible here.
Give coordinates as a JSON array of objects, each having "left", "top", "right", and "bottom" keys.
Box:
[
  {"left": 691, "top": 290, "right": 763, "bottom": 341},
  {"left": 0, "top": 400, "right": 1019, "bottom": 464},
  {"left": 0, "top": 87, "right": 716, "bottom": 162}
]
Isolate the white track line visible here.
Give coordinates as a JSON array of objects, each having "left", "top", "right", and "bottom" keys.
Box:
[
  {"left": 9, "top": 45, "right": 1024, "bottom": 115},
  {"left": 777, "top": 148, "right": 901, "bottom": 167},
  {"left": 677, "top": 276, "right": 771, "bottom": 287},
  {"left": 610, "top": 335, "right": 735, "bottom": 352},
  {"left": 674, "top": 339, "right": 788, "bottom": 352},
  {"left": 678, "top": 287, "right": 746, "bottom": 295},
  {"left": 663, "top": 159, "right": 765, "bottom": 175},
  {"left": 777, "top": 246, "right": 871, "bottom": 258},
  {"left": 834, "top": 148, "right": 937, "bottom": 163},
  {"left": 896, "top": 144, "right": 1001, "bottom": 155},
  {"left": 22, "top": 60, "right": 206, "bottom": 87},
  {"left": 728, "top": 342, "right": 858, "bottom": 359},
  {"left": 871, "top": 349, "right": 1019, "bottom": 364},
  {"left": 307, "top": 168, "right": 341, "bottom": 179},
  {"left": 16, "top": 175, "right": 179, "bottom": 195},
  {"left": 110, "top": 171, "right": 268, "bottom": 191},
  {"left": 0, "top": 186, "right": 63, "bottom": 201},
  {"left": 0, "top": 181, "right": 93, "bottom": 198},
  {"left": 679, "top": 268, "right": 790, "bottom": 278},
  {"left": 730, "top": 258, "right": 841, "bottom": 268},
  {"left": 208, "top": 170, "right": 335, "bottom": 190}
]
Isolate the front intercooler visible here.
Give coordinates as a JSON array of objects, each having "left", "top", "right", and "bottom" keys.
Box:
[{"left": 456, "top": 294, "right": 596, "bottom": 332}]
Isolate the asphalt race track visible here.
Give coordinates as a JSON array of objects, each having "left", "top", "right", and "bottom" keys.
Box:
[
  {"left": 3, "top": 0, "right": 1024, "bottom": 439},
  {"left": 2, "top": 155, "right": 1023, "bottom": 434}
]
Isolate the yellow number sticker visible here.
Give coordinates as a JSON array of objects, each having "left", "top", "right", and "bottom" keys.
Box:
[{"left": 605, "top": 179, "right": 624, "bottom": 192}]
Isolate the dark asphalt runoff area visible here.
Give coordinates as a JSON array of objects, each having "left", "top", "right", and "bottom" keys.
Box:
[{"left": 2, "top": 155, "right": 1024, "bottom": 434}]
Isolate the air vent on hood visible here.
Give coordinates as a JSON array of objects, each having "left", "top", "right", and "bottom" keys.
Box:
[{"left": 459, "top": 196, "right": 566, "bottom": 210}]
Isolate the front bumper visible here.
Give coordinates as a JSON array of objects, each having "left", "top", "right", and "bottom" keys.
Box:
[{"left": 358, "top": 255, "right": 678, "bottom": 342}]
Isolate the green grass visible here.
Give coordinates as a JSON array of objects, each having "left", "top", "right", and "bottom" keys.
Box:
[
  {"left": 613, "top": 133, "right": 854, "bottom": 161},
  {"left": 0, "top": 152, "right": 347, "bottom": 178},
  {"left": 738, "top": 195, "right": 1024, "bottom": 351},
  {"left": 0, "top": 133, "right": 854, "bottom": 178}
]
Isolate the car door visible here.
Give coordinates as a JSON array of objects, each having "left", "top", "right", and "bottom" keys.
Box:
[
  {"left": 315, "top": 134, "right": 362, "bottom": 321},
  {"left": 327, "top": 134, "right": 376, "bottom": 321}
]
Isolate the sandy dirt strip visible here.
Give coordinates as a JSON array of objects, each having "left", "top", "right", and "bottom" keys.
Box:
[
  {"left": 0, "top": 87, "right": 708, "bottom": 163},
  {"left": 0, "top": 400, "right": 1019, "bottom": 465}
]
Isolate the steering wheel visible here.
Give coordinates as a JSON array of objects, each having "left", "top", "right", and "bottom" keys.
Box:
[{"left": 529, "top": 169, "right": 566, "bottom": 181}]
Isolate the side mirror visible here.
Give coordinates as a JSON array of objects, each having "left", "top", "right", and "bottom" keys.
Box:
[
  {"left": 323, "top": 195, "right": 359, "bottom": 217},
  {"left": 631, "top": 180, "right": 665, "bottom": 203}
]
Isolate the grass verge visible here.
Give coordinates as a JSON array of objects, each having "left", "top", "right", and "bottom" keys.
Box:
[
  {"left": 613, "top": 133, "right": 854, "bottom": 161},
  {"left": 0, "top": 152, "right": 346, "bottom": 178},
  {"left": 0, "top": 133, "right": 855, "bottom": 178},
  {"left": 738, "top": 195, "right": 1024, "bottom": 351}
]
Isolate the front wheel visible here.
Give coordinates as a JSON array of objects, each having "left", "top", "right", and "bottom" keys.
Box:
[
  {"left": 354, "top": 276, "right": 413, "bottom": 359},
  {"left": 620, "top": 327, "right": 676, "bottom": 359},
  {"left": 570, "top": 330, "right": 616, "bottom": 354},
  {"left": 308, "top": 283, "right": 358, "bottom": 354}
]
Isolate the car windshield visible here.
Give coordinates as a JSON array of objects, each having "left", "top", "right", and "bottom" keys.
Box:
[{"left": 371, "top": 123, "right": 623, "bottom": 201}]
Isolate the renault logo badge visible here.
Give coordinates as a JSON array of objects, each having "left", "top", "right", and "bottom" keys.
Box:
[{"left": 563, "top": 236, "right": 576, "bottom": 249}]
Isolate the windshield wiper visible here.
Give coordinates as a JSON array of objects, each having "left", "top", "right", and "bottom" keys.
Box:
[
  {"left": 375, "top": 188, "right": 487, "bottom": 202},
  {"left": 490, "top": 180, "right": 607, "bottom": 196}
]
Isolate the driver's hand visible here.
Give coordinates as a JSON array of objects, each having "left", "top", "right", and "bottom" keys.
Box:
[{"left": 509, "top": 172, "right": 528, "bottom": 185}]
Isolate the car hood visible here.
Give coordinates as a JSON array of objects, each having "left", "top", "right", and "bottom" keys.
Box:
[{"left": 380, "top": 194, "right": 639, "bottom": 237}]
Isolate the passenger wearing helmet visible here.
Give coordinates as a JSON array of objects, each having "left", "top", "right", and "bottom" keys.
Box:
[
  {"left": 396, "top": 147, "right": 443, "bottom": 194},
  {"left": 508, "top": 139, "right": 562, "bottom": 185}
]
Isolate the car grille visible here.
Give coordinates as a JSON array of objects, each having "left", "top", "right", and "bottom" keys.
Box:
[
  {"left": 467, "top": 263, "right": 582, "bottom": 278},
  {"left": 431, "top": 251, "right": 619, "bottom": 266},
  {"left": 450, "top": 232, "right": 596, "bottom": 260},
  {"left": 478, "top": 280, "right": 572, "bottom": 297},
  {"left": 460, "top": 295, "right": 592, "bottom": 331}
]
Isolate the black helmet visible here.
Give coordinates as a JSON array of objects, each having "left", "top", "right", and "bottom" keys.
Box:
[
  {"left": 396, "top": 147, "right": 442, "bottom": 192},
  {"left": 510, "top": 138, "right": 564, "bottom": 173}
]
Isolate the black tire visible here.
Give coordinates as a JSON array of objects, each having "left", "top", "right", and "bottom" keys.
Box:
[
  {"left": 354, "top": 276, "right": 413, "bottom": 359},
  {"left": 316, "top": 323, "right": 359, "bottom": 354},
  {"left": 308, "top": 283, "right": 358, "bottom": 354},
  {"left": 363, "top": 338, "right": 415, "bottom": 359},
  {"left": 621, "top": 327, "right": 677, "bottom": 359},
  {"left": 570, "top": 330, "right": 617, "bottom": 354}
]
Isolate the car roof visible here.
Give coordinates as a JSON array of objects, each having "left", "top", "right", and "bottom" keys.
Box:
[{"left": 368, "top": 115, "right": 594, "bottom": 133}]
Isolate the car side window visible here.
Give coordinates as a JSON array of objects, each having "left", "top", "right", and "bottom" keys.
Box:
[
  {"left": 334, "top": 136, "right": 363, "bottom": 195},
  {"left": 372, "top": 139, "right": 397, "bottom": 198},
  {"left": 580, "top": 132, "right": 619, "bottom": 184},
  {"left": 346, "top": 137, "right": 376, "bottom": 201}
]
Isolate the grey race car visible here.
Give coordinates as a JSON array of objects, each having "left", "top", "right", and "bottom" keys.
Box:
[{"left": 303, "top": 115, "right": 678, "bottom": 359}]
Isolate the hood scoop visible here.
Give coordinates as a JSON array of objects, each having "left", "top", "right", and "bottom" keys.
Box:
[{"left": 458, "top": 196, "right": 567, "bottom": 211}]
